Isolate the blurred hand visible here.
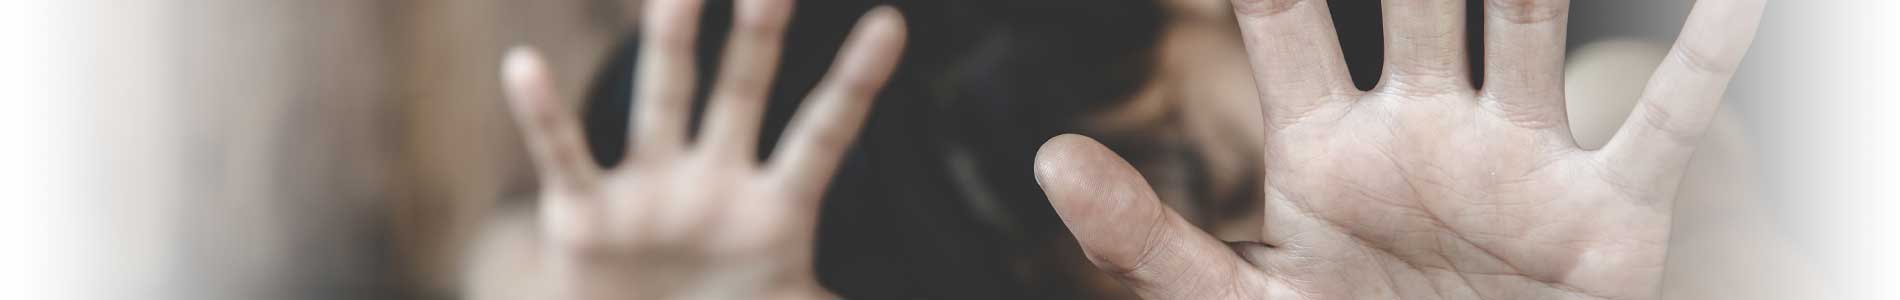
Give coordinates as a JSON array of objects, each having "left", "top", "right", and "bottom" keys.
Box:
[
  {"left": 496, "top": 1, "right": 905, "bottom": 299},
  {"left": 1034, "top": 0, "right": 1762, "bottom": 299}
]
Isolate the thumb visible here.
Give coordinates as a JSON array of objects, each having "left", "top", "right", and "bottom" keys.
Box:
[{"left": 1034, "top": 134, "right": 1251, "bottom": 299}]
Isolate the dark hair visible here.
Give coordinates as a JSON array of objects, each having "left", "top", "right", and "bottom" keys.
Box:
[{"left": 579, "top": 0, "right": 1161, "bottom": 298}]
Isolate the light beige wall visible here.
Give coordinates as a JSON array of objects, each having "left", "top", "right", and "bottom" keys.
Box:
[
  {"left": 159, "top": 1, "right": 403, "bottom": 298},
  {"left": 137, "top": 0, "right": 639, "bottom": 297},
  {"left": 392, "top": 0, "right": 637, "bottom": 294}
]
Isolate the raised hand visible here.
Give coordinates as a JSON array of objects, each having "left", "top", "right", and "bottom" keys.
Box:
[
  {"left": 1034, "top": 0, "right": 1763, "bottom": 299},
  {"left": 494, "top": 1, "right": 905, "bottom": 299}
]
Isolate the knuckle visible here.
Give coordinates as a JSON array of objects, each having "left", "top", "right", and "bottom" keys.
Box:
[
  {"left": 645, "top": 28, "right": 697, "bottom": 53},
  {"left": 641, "top": 2, "right": 701, "bottom": 49},
  {"left": 716, "top": 76, "right": 772, "bottom": 102},
  {"left": 733, "top": 18, "right": 784, "bottom": 39},
  {"left": 522, "top": 104, "right": 573, "bottom": 134},
  {"left": 1671, "top": 44, "right": 1738, "bottom": 76},
  {"left": 834, "top": 74, "right": 887, "bottom": 99},
  {"left": 805, "top": 125, "right": 857, "bottom": 155},
  {"left": 640, "top": 87, "right": 692, "bottom": 116},
  {"left": 1376, "top": 72, "right": 1467, "bottom": 97},
  {"left": 1635, "top": 99, "right": 1703, "bottom": 146},
  {"left": 733, "top": 1, "right": 790, "bottom": 36},
  {"left": 1487, "top": 0, "right": 1569, "bottom": 24},
  {"left": 532, "top": 106, "right": 566, "bottom": 127},
  {"left": 1482, "top": 94, "right": 1567, "bottom": 129},
  {"left": 1095, "top": 209, "right": 1173, "bottom": 279},
  {"left": 540, "top": 202, "right": 610, "bottom": 252},
  {"left": 1231, "top": 0, "right": 1304, "bottom": 18}
]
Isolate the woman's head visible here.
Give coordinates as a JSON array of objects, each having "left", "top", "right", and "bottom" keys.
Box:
[{"left": 574, "top": 0, "right": 1404, "bottom": 298}]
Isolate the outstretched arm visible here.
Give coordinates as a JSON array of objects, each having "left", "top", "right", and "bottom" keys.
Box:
[{"left": 471, "top": 1, "right": 907, "bottom": 299}]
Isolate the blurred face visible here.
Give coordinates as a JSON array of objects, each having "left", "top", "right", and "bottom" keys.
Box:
[
  {"left": 1050, "top": 1, "right": 1267, "bottom": 296},
  {"left": 1078, "top": 0, "right": 1266, "bottom": 241}
]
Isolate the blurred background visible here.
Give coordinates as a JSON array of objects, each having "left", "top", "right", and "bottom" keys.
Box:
[{"left": 1, "top": 0, "right": 1893, "bottom": 299}]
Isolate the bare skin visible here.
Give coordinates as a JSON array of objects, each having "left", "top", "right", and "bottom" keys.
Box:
[
  {"left": 1032, "top": 0, "right": 1766, "bottom": 299},
  {"left": 486, "top": 0, "right": 906, "bottom": 298}
]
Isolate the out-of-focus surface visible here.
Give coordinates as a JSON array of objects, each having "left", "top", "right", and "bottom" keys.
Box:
[
  {"left": 2, "top": 0, "right": 640, "bottom": 298},
  {"left": 3, "top": 0, "right": 1895, "bottom": 299},
  {"left": 1739, "top": 1, "right": 1900, "bottom": 299}
]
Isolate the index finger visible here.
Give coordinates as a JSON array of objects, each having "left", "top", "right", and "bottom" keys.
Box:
[{"left": 503, "top": 47, "right": 601, "bottom": 193}]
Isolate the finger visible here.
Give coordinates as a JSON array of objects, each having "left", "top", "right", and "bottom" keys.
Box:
[
  {"left": 503, "top": 47, "right": 600, "bottom": 192},
  {"left": 1379, "top": 0, "right": 1473, "bottom": 93},
  {"left": 1601, "top": 0, "right": 1764, "bottom": 174},
  {"left": 766, "top": 6, "right": 906, "bottom": 198},
  {"left": 697, "top": 0, "right": 794, "bottom": 161},
  {"left": 1231, "top": 0, "right": 1358, "bottom": 127},
  {"left": 1034, "top": 134, "right": 1251, "bottom": 299},
  {"left": 1480, "top": 0, "right": 1571, "bottom": 128},
  {"left": 628, "top": 0, "right": 706, "bottom": 162}
]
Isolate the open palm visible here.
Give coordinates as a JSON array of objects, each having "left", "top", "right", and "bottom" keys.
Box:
[
  {"left": 1034, "top": 0, "right": 1763, "bottom": 299},
  {"left": 482, "top": 1, "right": 906, "bottom": 299}
]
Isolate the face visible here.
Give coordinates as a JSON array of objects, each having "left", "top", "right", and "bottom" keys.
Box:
[
  {"left": 1077, "top": 0, "right": 1266, "bottom": 241},
  {"left": 1045, "top": 1, "right": 1268, "bottom": 297}
]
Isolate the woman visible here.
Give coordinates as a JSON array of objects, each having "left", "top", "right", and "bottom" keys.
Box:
[{"left": 465, "top": 0, "right": 1778, "bottom": 299}]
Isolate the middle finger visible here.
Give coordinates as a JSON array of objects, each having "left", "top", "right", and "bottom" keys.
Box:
[
  {"left": 698, "top": 0, "right": 795, "bottom": 163},
  {"left": 1380, "top": 0, "right": 1473, "bottom": 94}
]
